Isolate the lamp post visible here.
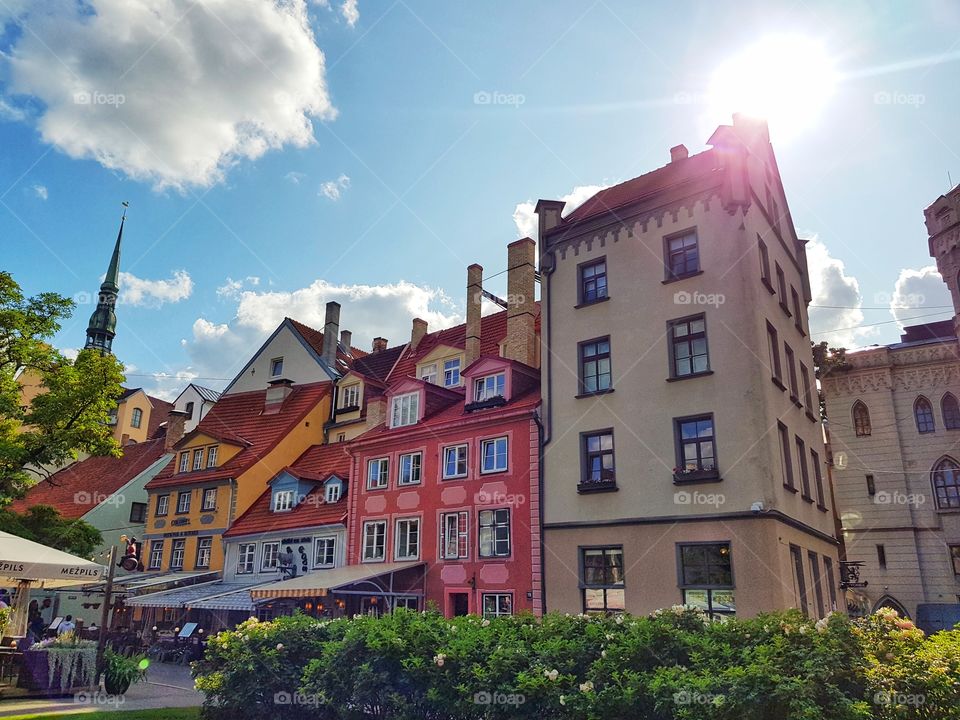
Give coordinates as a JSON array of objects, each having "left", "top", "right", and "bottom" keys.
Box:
[{"left": 95, "top": 544, "right": 118, "bottom": 676}]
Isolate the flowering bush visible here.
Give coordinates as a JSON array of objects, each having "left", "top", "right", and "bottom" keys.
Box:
[{"left": 193, "top": 609, "right": 959, "bottom": 720}]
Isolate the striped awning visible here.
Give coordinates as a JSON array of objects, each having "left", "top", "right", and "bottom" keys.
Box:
[
  {"left": 185, "top": 583, "right": 275, "bottom": 612},
  {"left": 250, "top": 561, "right": 425, "bottom": 600},
  {"left": 124, "top": 580, "right": 227, "bottom": 608}
]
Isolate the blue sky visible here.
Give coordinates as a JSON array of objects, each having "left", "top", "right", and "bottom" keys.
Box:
[{"left": 2, "top": 0, "right": 958, "bottom": 398}]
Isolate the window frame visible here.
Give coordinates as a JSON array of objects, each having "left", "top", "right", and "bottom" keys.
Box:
[
  {"left": 195, "top": 537, "right": 212, "bottom": 569},
  {"left": 578, "top": 257, "right": 609, "bottom": 306},
  {"left": 766, "top": 322, "right": 784, "bottom": 389},
  {"left": 579, "top": 545, "right": 626, "bottom": 615},
  {"left": 206, "top": 445, "right": 218, "bottom": 468},
  {"left": 667, "top": 314, "right": 711, "bottom": 379},
  {"left": 581, "top": 429, "right": 616, "bottom": 490},
  {"left": 914, "top": 396, "right": 936, "bottom": 434},
  {"left": 578, "top": 336, "right": 612, "bottom": 395},
  {"left": 791, "top": 287, "right": 805, "bottom": 334},
  {"left": 482, "top": 593, "right": 514, "bottom": 619},
  {"left": 474, "top": 373, "right": 506, "bottom": 402},
  {"left": 419, "top": 363, "right": 438, "bottom": 384},
  {"left": 155, "top": 494, "right": 169, "bottom": 517},
  {"left": 398, "top": 452, "right": 423, "bottom": 486},
  {"left": 800, "top": 362, "right": 815, "bottom": 416},
  {"left": 853, "top": 401, "right": 871, "bottom": 437},
  {"left": 943, "top": 393, "right": 960, "bottom": 430},
  {"left": 478, "top": 508, "right": 511, "bottom": 558},
  {"left": 796, "top": 435, "right": 812, "bottom": 501},
  {"left": 784, "top": 342, "right": 799, "bottom": 401},
  {"left": 808, "top": 551, "right": 825, "bottom": 618},
  {"left": 366, "top": 457, "right": 389, "bottom": 490},
  {"left": 270, "top": 357, "right": 284, "bottom": 377},
  {"left": 674, "top": 414, "right": 718, "bottom": 480},
  {"left": 131, "top": 407, "right": 143, "bottom": 429},
  {"left": 170, "top": 539, "right": 186, "bottom": 570},
  {"left": 148, "top": 540, "right": 164, "bottom": 570},
  {"left": 811, "top": 449, "right": 826, "bottom": 509},
  {"left": 443, "top": 358, "right": 462, "bottom": 387},
  {"left": 192, "top": 448, "right": 204, "bottom": 471},
  {"left": 176, "top": 490, "right": 191, "bottom": 515},
  {"left": 273, "top": 489, "right": 295, "bottom": 512},
  {"left": 949, "top": 545, "right": 960, "bottom": 577},
  {"left": 440, "top": 511, "right": 469, "bottom": 560},
  {"left": 775, "top": 263, "right": 789, "bottom": 313},
  {"left": 261, "top": 541, "right": 281, "bottom": 571},
  {"left": 237, "top": 543, "right": 257, "bottom": 575},
  {"left": 340, "top": 384, "right": 361, "bottom": 409},
  {"left": 442, "top": 444, "right": 469, "bottom": 480},
  {"left": 932, "top": 456, "right": 960, "bottom": 510},
  {"left": 790, "top": 543, "right": 808, "bottom": 617},
  {"left": 758, "top": 236, "right": 774, "bottom": 293},
  {"left": 390, "top": 391, "right": 420, "bottom": 428},
  {"left": 480, "top": 436, "right": 508, "bottom": 474},
  {"left": 778, "top": 421, "right": 796, "bottom": 492},
  {"left": 178, "top": 452, "right": 189, "bottom": 473},
  {"left": 394, "top": 517, "right": 421, "bottom": 561},
  {"left": 362, "top": 520, "right": 387, "bottom": 563},
  {"left": 201, "top": 487, "right": 217, "bottom": 512},
  {"left": 324, "top": 481, "right": 341, "bottom": 504},
  {"left": 314, "top": 536, "right": 337, "bottom": 568},
  {"left": 664, "top": 228, "right": 700, "bottom": 280},
  {"left": 129, "top": 501, "right": 147, "bottom": 524}
]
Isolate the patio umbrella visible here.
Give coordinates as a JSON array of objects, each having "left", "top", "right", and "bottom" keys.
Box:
[{"left": 0, "top": 530, "right": 107, "bottom": 637}]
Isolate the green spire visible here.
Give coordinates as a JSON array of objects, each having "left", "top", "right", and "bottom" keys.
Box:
[
  {"left": 100, "top": 214, "right": 124, "bottom": 294},
  {"left": 85, "top": 203, "right": 127, "bottom": 354}
]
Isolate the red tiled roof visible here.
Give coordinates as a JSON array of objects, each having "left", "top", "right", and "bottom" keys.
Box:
[
  {"left": 561, "top": 149, "right": 720, "bottom": 225},
  {"left": 287, "top": 318, "right": 368, "bottom": 364},
  {"left": 351, "top": 344, "right": 406, "bottom": 382},
  {"left": 145, "top": 396, "right": 173, "bottom": 438},
  {"left": 145, "top": 381, "right": 332, "bottom": 489},
  {"left": 224, "top": 444, "right": 351, "bottom": 537},
  {"left": 10, "top": 439, "right": 168, "bottom": 519}
]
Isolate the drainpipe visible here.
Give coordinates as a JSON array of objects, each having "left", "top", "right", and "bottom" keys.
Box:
[
  {"left": 536, "top": 244, "right": 556, "bottom": 615},
  {"left": 533, "top": 411, "right": 547, "bottom": 615}
]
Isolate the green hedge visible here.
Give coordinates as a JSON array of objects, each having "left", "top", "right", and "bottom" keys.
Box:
[{"left": 193, "top": 607, "right": 960, "bottom": 720}]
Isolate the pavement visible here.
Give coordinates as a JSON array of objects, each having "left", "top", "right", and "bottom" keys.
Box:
[{"left": 0, "top": 662, "right": 202, "bottom": 717}]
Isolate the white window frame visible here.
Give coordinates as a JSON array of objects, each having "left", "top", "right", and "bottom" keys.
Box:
[
  {"left": 442, "top": 444, "right": 468, "bottom": 479},
  {"left": 367, "top": 458, "right": 389, "bottom": 490},
  {"left": 156, "top": 494, "right": 169, "bottom": 517},
  {"left": 314, "top": 537, "right": 337, "bottom": 568},
  {"left": 324, "top": 481, "right": 341, "bottom": 504},
  {"left": 480, "top": 436, "right": 508, "bottom": 474},
  {"left": 148, "top": 540, "right": 164, "bottom": 569},
  {"left": 206, "top": 445, "right": 218, "bottom": 468},
  {"left": 398, "top": 452, "right": 422, "bottom": 486},
  {"left": 195, "top": 537, "right": 212, "bottom": 568},
  {"left": 270, "top": 357, "right": 284, "bottom": 377},
  {"left": 261, "top": 541, "right": 281, "bottom": 571},
  {"left": 273, "top": 489, "right": 295, "bottom": 512},
  {"left": 440, "top": 511, "right": 468, "bottom": 560},
  {"left": 362, "top": 521, "right": 387, "bottom": 562},
  {"left": 340, "top": 384, "right": 360, "bottom": 408},
  {"left": 201, "top": 487, "right": 217, "bottom": 511},
  {"left": 479, "top": 508, "right": 511, "bottom": 558},
  {"left": 443, "top": 358, "right": 461, "bottom": 387},
  {"left": 419, "top": 363, "right": 438, "bottom": 384},
  {"left": 176, "top": 491, "right": 191, "bottom": 514},
  {"left": 237, "top": 543, "right": 257, "bottom": 574},
  {"left": 394, "top": 518, "right": 420, "bottom": 561},
  {"left": 192, "top": 448, "right": 204, "bottom": 471},
  {"left": 390, "top": 392, "right": 420, "bottom": 428},
  {"left": 178, "top": 453, "right": 189, "bottom": 473},
  {"left": 474, "top": 373, "right": 506, "bottom": 402},
  {"left": 170, "top": 539, "right": 186, "bottom": 570},
  {"left": 482, "top": 593, "right": 513, "bottom": 619}
]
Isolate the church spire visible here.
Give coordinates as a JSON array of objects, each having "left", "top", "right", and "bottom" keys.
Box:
[{"left": 84, "top": 203, "right": 128, "bottom": 354}]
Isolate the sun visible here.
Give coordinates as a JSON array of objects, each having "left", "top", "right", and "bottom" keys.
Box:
[{"left": 708, "top": 35, "right": 838, "bottom": 142}]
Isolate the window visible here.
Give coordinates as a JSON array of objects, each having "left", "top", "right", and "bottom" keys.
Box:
[
  {"left": 314, "top": 537, "right": 336, "bottom": 568},
  {"left": 324, "top": 481, "right": 341, "bottom": 504},
  {"left": 340, "top": 384, "right": 360, "bottom": 409},
  {"left": 582, "top": 431, "right": 615, "bottom": 487},
  {"left": 185, "top": 401, "right": 195, "bottom": 418},
  {"left": 442, "top": 444, "right": 468, "bottom": 479},
  {"left": 367, "top": 458, "right": 389, "bottom": 489},
  {"left": 440, "top": 511, "right": 468, "bottom": 559},
  {"left": 398, "top": 452, "right": 422, "bottom": 486},
  {"left": 669, "top": 315, "right": 709, "bottom": 377},
  {"left": 195, "top": 537, "right": 212, "bottom": 568},
  {"left": 201, "top": 487, "right": 217, "bottom": 511},
  {"left": 809, "top": 552, "right": 825, "bottom": 618},
  {"left": 478, "top": 508, "right": 510, "bottom": 557},
  {"left": 950, "top": 545, "right": 960, "bottom": 577},
  {"left": 178, "top": 452, "right": 189, "bottom": 473},
  {"left": 766, "top": 322, "right": 783, "bottom": 387},
  {"left": 800, "top": 363, "right": 814, "bottom": 412},
  {"left": 915, "top": 396, "right": 936, "bottom": 433},
  {"left": 866, "top": 474, "right": 876, "bottom": 496},
  {"left": 758, "top": 237, "right": 773, "bottom": 290},
  {"left": 778, "top": 421, "right": 795, "bottom": 491},
  {"left": 482, "top": 593, "right": 513, "bottom": 619},
  {"left": 261, "top": 541, "right": 281, "bottom": 571},
  {"left": 170, "top": 539, "right": 185, "bottom": 570},
  {"left": 270, "top": 357, "right": 283, "bottom": 377},
  {"left": 784, "top": 343, "right": 799, "bottom": 399},
  {"left": 192, "top": 448, "right": 204, "bottom": 471},
  {"left": 237, "top": 543, "right": 256, "bottom": 574},
  {"left": 156, "top": 494, "right": 169, "bottom": 517},
  {"left": 823, "top": 556, "right": 838, "bottom": 611},
  {"left": 790, "top": 544, "right": 808, "bottom": 616},
  {"left": 443, "top": 358, "right": 461, "bottom": 387},
  {"left": 791, "top": 287, "right": 805, "bottom": 333},
  {"left": 148, "top": 540, "right": 164, "bottom": 570},
  {"left": 131, "top": 408, "right": 143, "bottom": 428},
  {"left": 877, "top": 544, "right": 887, "bottom": 569},
  {"left": 474, "top": 373, "right": 506, "bottom": 402},
  {"left": 129, "top": 502, "right": 147, "bottom": 523},
  {"left": 480, "top": 437, "right": 508, "bottom": 473},
  {"left": 581, "top": 546, "right": 625, "bottom": 614},
  {"left": 579, "top": 338, "right": 612, "bottom": 394},
  {"left": 176, "top": 491, "right": 191, "bottom": 514},
  {"left": 675, "top": 415, "right": 717, "bottom": 474},
  {"left": 665, "top": 230, "right": 699, "bottom": 279},
  {"left": 579, "top": 259, "right": 608, "bottom": 304},
  {"left": 419, "top": 363, "right": 438, "bottom": 384},
  {"left": 394, "top": 518, "right": 420, "bottom": 560},
  {"left": 679, "top": 543, "right": 735, "bottom": 618},
  {"left": 337, "top": 432, "right": 346, "bottom": 442},
  {"left": 932, "top": 457, "right": 960, "bottom": 509},
  {"left": 390, "top": 392, "right": 420, "bottom": 427},
  {"left": 394, "top": 596, "right": 419, "bottom": 611},
  {"left": 273, "top": 490, "right": 295, "bottom": 512},
  {"left": 206, "top": 446, "right": 218, "bottom": 468},
  {"left": 362, "top": 521, "right": 387, "bottom": 562},
  {"left": 775, "top": 263, "right": 788, "bottom": 310},
  {"left": 796, "top": 436, "right": 811, "bottom": 500},
  {"left": 853, "top": 401, "right": 871, "bottom": 437},
  {"left": 811, "top": 449, "right": 826, "bottom": 508},
  {"left": 943, "top": 393, "right": 960, "bottom": 429}
]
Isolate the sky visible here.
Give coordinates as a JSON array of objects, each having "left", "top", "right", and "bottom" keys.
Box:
[{"left": 1, "top": 0, "right": 958, "bottom": 399}]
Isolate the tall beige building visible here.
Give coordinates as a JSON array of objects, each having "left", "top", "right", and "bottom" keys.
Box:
[
  {"left": 821, "top": 185, "right": 960, "bottom": 630},
  {"left": 537, "top": 115, "right": 840, "bottom": 619}
]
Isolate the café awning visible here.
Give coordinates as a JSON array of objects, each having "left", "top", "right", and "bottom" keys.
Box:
[
  {"left": 0, "top": 530, "right": 106, "bottom": 588},
  {"left": 124, "top": 580, "right": 227, "bottom": 608},
  {"left": 250, "top": 561, "right": 425, "bottom": 600}
]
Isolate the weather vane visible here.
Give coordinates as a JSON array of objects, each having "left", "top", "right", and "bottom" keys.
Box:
[{"left": 121, "top": 200, "right": 129, "bottom": 220}]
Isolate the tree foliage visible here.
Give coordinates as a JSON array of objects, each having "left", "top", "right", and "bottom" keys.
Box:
[
  {"left": 0, "top": 504, "right": 102, "bottom": 558},
  {"left": 0, "top": 271, "right": 125, "bottom": 503}
]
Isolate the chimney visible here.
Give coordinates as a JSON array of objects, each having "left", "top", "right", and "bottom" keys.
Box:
[
  {"left": 264, "top": 378, "right": 294, "bottom": 413},
  {"left": 465, "top": 264, "right": 483, "bottom": 366},
  {"left": 321, "top": 301, "right": 341, "bottom": 367},
  {"left": 121, "top": 433, "right": 130, "bottom": 445},
  {"left": 164, "top": 410, "right": 187, "bottom": 452},
  {"left": 365, "top": 397, "right": 386, "bottom": 429},
  {"left": 410, "top": 318, "right": 428, "bottom": 351},
  {"left": 504, "top": 238, "right": 537, "bottom": 367},
  {"left": 670, "top": 144, "right": 688, "bottom": 162},
  {"left": 372, "top": 337, "right": 388, "bottom": 353},
  {"left": 534, "top": 199, "right": 564, "bottom": 241},
  {"left": 340, "top": 329, "right": 352, "bottom": 352}
]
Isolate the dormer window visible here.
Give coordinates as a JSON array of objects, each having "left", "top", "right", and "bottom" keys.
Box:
[
  {"left": 273, "top": 489, "right": 295, "bottom": 512},
  {"left": 270, "top": 357, "right": 284, "bottom": 377},
  {"left": 419, "top": 363, "right": 438, "bottom": 384},
  {"left": 179, "top": 452, "right": 189, "bottom": 473},
  {"left": 340, "top": 384, "right": 360, "bottom": 409},
  {"left": 443, "top": 358, "right": 461, "bottom": 387},
  {"left": 325, "top": 481, "right": 342, "bottom": 503},
  {"left": 475, "top": 373, "right": 505, "bottom": 402},
  {"left": 206, "top": 445, "right": 218, "bottom": 468},
  {"left": 390, "top": 392, "right": 420, "bottom": 428}
]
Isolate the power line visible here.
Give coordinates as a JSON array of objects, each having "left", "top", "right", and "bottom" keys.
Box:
[{"left": 810, "top": 310, "right": 953, "bottom": 336}]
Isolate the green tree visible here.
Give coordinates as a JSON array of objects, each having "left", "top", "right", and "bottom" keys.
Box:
[
  {"left": 0, "top": 504, "right": 102, "bottom": 557},
  {"left": 0, "top": 271, "right": 125, "bottom": 503}
]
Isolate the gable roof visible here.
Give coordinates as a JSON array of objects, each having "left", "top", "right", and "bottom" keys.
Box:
[
  {"left": 351, "top": 344, "right": 406, "bottom": 383},
  {"left": 287, "top": 318, "right": 368, "bottom": 363},
  {"left": 116, "top": 387, "right": 173, "bottom": 438},
  {"left": 223, "top": 443, "right": 351, "bottom": 538},
  {"left": 145, "top": 381, "right": 332, "bottom": 489},
  {"left": 175, "top": 383, "right": 221, "bottom": 405},
  {"left": 10, "top": 439, "right": 169, "bottom": 519}
]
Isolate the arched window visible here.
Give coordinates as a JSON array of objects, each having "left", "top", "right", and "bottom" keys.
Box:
[
  {"left": 131, "top": 407, "right": 143, "bottom": 429},
  {"left": 932, "top": 456, "right": 960, "bottom": 509},
  {"left": 852, "top": 401, "right": 871, "bottom": 437},
  {"left": 873, "top": 595, "right": 910, "bottom": 619},
  {"left": 914, "top": 396, "right": 935, "bottom": 433},
  {"left": 942, "top": 393, "right": 960, "bottom": 430}
]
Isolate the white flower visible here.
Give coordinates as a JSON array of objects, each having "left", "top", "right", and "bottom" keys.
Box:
[
  {"left": 580, "top": 681, "right": 594, "bottom": 693},
  {"left": 605, "top": 633, "right": 615, "bottom": 641},
  {"left": 615, "top": 615, "right": 624, "bottom": 624},
  {"left": 559, "top": 695, "right": 566, "bottom": 706},
  {"left": 601, "top": 650, "right": 607, "bottom": 658},
  {"left": 481, "top": 619, "right": 490, "bottom": 627},
  {"left": 798, "top": 624, "right": 809, "bottom": 635},
  {"left": 276, "top": 643, "right": 284, "bottom": 651},
  {"left": 815, "top": 617, "right": 830, "bottom": 633},
  {"left": 545, "top": 669, "right": 559, "bottom": 681},
  {"left": 433, "top": 653, "right": 446, "bottom": 667}
]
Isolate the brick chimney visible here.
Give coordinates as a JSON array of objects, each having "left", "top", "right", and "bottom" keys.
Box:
[
  {"left": 120, "top": 433, "right": 130, "bottom": 445},
  {"left": 321, "top": 301, "right": 341, "bottom": 367},
  {"left": 410, "top": 318, "right": 428, "bottom": 351},
  {"left": 365, "top": 396, "right": 386, "bottom": 429},
  {"left": 504, "top": 238, "right": 537, "bottom": 367},
  {"left": 670, "top": 144, "right": 688, "bottom": 162},
  {"left": 372, "top": 337, "right": 388, "bottom": 353},
  {"left": 265, "top": 378, "right": 294, "bottom": 413},
  {"left": 164, "top": 410, "right": 188, "bottom": 452},
  {"left": 465, "top": 264, "right": 483, "bottom": 366},
  {"left": 340, "top": 329, "right": 352, "bottom": 352}
]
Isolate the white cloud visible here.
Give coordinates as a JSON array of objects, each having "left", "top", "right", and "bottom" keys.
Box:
[
  {"left": 141, "top": 368, "right": 200, "bottom": 401},
  {"left": 2, "top": 0, "right": 336, "bottom": 190},
  {"left": 319, "top": 173, "right": 350, "bottom": 201},
  {"left": 340, "top": 0, "right": 359, "bottom": 27},
  {"left": 805, "top": 238, "right": 876, "bottom": 348},
  {"left": 512, "top": 183, "right": 611, "bottom": 238},
  {"left": 285, "top": 171, "right": 307, "bottom": 185},
  {"left": 119, "top": 270, "right": 193, "bottom": 307},
  {"left": 32, "top": 184, "right": 48, "bottom": 200},
  {"left": 0, "top": 97, "right": 26, "bottom": 121},
  {"left": 889, "top": 266, "right": 953, "bottom": 328}
]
